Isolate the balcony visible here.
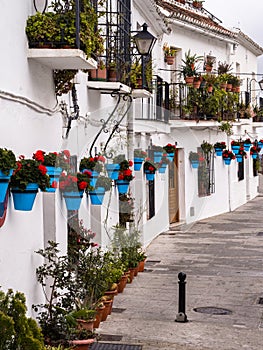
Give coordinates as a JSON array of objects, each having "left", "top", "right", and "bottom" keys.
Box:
[{"left": 27, "top": 48, "right": 97, "bottom": 70}]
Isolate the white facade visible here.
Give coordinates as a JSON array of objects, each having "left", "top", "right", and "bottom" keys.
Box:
[{"left": 0, "top": 0, "right": 263, "bottom": 314}]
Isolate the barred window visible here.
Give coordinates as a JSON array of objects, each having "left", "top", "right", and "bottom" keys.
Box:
[
  {"left": 238, "top": 159, "right": 244, "bottom": 181},
  {"left": 198, "top": 148, "right": 215, "bottom": 197}
]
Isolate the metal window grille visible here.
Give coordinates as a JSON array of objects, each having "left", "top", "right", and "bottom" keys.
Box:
[{"left": 198, "top": 148, "right": 215, "bottom": 197}]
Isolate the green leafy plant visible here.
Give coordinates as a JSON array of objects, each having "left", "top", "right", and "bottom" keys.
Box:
[
  {"left": 201, "top": 141, "right": 213, "bottom": 154},
  {"left": 218, "top": 121, "right": 233, "bottom": 136},
  {"left": 163, "top": 42, "right": 177, "bottom": 56},
  {"left": 95, "top": 175, "right": 112, "bottom": 191},
  {"left": 0, "top": 289, "right": 45, "bottom": 350},
  {"left": 9, "top": 157, "right": 50, "bottom": 191},
  {"left": 134, "top": 149, "right": 148, "bottom": 158},
  {"left": 53, "top": 70, "right": 78, "bottom": 96},
  {"left": 189, "top": 151, "right": 199, "bottom": 161},
  {"left": 214, "top": 142, "right": 226, "bottom": 150},
  {"left": 79, "top": 155, "right": 105, "bottom": 172},
  {"left": 163, "top": 143, "right": 176, "bottom": 153},
  {"left": 0, "top": 148, "right": 16, "bottom": 175}
]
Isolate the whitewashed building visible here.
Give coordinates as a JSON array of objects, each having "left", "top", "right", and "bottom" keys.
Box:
[{"left": 0, "top": 0, "right": 262, "bottom": 313}]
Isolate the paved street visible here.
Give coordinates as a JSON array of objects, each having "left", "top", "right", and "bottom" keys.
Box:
[{"left": 97, "top": 183, "right": 263, "bottom": 349}]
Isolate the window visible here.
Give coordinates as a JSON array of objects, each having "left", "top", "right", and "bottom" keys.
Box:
[
  {"left": 238, "top": 159, "right": 244, "bottom": 181},
  {"left": 253, "top": 158, "right": 259, "bottom": 177},
  {"left": 198, "top": 149, "right": 215, "bottom": 197}
]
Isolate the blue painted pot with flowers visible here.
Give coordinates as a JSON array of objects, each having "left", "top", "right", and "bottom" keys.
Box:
[
  {"left": 222, "top": 149, "right": 235, "bottom": 165},
  {"left": 89, "top": 175, "right": 112, "bottom": 205},
  {"left": 116, "top": 158, "right": 134, "bottom": 194},
  {"left": 213, "top": 142, "right": 226, "bottom": 156},
  {"left": 79, "top": 154, "right": 105, "bottom": 187},
  {"left": 133, "top": 149, "right": 147, "bottom": 171},
  {"left": 144, "top": 159, "right": 158, "bottom": 180},
  {"left": 10, "top": 156, "right": 50, "bottom": 211},
  {"left": 163, "top": 143, "right": 176, "bottom": 162}
]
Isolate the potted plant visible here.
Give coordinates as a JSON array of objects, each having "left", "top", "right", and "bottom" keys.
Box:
[
  {"left": 201, "top": 141, "right": 213, "bottom": 154},
  {"left": 204, "top": 55, "right": 216, "bottom": 72},
  {"left": 151, "top": 145, "right": 164, "bottom": 163},
  {"left": 59, "top": 172, "right": 91, "bottom": 210},
  {"left": 9, "top": 156, "right": 50, "bottom": 211},
  {"left": 25, "top": 11, "right": 60, "bottom": 48},
  {"left": 250, "top": 145, "right": 260, "bottom": 159},
  {"left": 181, "top": 50, "right": 203, "bottom": 85},
  {"left": 0, "top": 148, "right": 16, "bottom": 202},
  {"left": 222, "top": 149, "right": 235, "bottom": 165},
  {"left": 189, "top": 151, "right": 199, "bottom": 168},
  {"left": 163, "top": 43, "right": 177, "bottom": 65},
  {"left": 133, "top": 149, "right": 148, "bottom": 171},
  {"left": 163, "top": 143, "right": 176, "bottom": 161},
  {"left": 143, "top": 159, "right": 158, "bottom": 180},
  {"left": 236, "top": 147, "right": 247, "bottom": 162},
  {"left": 89, "top": 175, "right": 112, "bottom": 205},
  {"left": 214, "top": 142, "right": 226, "bottom": 156},
  {"left": 79, "top": 155, "right": 105, "bottom": 187},
  {"left": 33, "top": 150, "right": 70, "bottom": 192},
  {"left": 231, "top": 140, "right": 241, "bottom": 155},
  {"left": 242, "top": 138, "right": 252, "bottom": 151},
  {"left": 158, "top": 156, "right": 170, "bottom": 174},
  {"left": 192, "top": 0, "right": 203, "bottom": 9},
  {"left": 116, "top": 159, "right": 134, "bottom": 195}
]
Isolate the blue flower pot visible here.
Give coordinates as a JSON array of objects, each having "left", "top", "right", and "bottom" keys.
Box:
[
  {"left": 231, "top": 145, "right": 240, "bottom": 155},
  {"left": 134, "top": 157, "right": 144, "bottom": 171},
  {"left": 11, "top": 183, "right": 39, "bottom": 211},
  {"left": 90, "top": 170, "right": 99, "bottom": 188},
  {"left": 0, "top": 169, "right": 13, "bottom": 203},
  {"left": 89, "top": 187, "right": 105, "bottom": 205},
  {"left": 63, "top": 191, "right": 83, "bottom": 210},
  {"left": 105, "top": 164, "right": 120, "bottom": 180},
  {"left": 214, "top": 148, "right": 223, "bottom": 157},
  {"left": 251, "top": 153, "right": 258, "bottom": 159},
  {"left": 46, "top": 166, "right": 62, "bottom": 193},
  {"left": 224, "top": 158, "right": 231, "bottom": 165},
  {"left": 145, "top": 170, "right": 155, "bottom": 181},
  {"left": 167, "top": 153, "right": 174, "bottom": 162},
  {"left": 158, "top": 164, "right": 167, "bottom": 174},
  {"left": 116, "top": 180, "right": 130, "bottom": 194},
  {"left": 191, "top": 160, "right": 199, "bottom": 169},
  {"left": 153, "top": 152, "right": 163, "bottom": 163},
  {"left": 236, "top": 155, "right": 243, "bottom": 163},
  {"left": 243, "top": 144, "right": 251, "bottom": 152},
  {"left": 258, "top": 141, "right": 263, "bottom": 149}
]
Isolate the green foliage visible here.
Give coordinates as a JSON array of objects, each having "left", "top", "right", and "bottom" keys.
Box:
[
  {"left": 95, "top": 175, "right": 112, "bottom": 191},
  {"left": 53, "top": 70, "right": 77, "bottom": 96},
  {"left": 0, "top": 289, "right": 45, "bottom": 350},
  {"left": 201, "top": 141, "right": 213, "bottom": 154},
  {"left": 0, "top": 148, "right": 16, "bottom": 175},
  {"left": 189, "top": 151, "right": 199, "bottom": 161},
  {"left": 218, "top": 121, "right": 233, "bottom": 136}
]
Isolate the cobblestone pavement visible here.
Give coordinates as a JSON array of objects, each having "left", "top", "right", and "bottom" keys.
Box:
[{"left": 96, "top": 193, "right": 263, "bottom": 349}]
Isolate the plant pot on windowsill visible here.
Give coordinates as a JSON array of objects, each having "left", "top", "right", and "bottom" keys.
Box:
[
  {"left": 89, "top": 68, "right": 107, "bottom": 81},
  {"left": 165, "top": 55, "right": 175, "bottom": 65}
]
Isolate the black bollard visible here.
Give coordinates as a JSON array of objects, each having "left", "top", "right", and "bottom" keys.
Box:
[{"left": 175, "top": 272, "right": 188, "bottom": 322}]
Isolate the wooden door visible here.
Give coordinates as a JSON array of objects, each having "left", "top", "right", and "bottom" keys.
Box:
[{"left": 169, "top": 151, "right": 179, "bottom": 223}]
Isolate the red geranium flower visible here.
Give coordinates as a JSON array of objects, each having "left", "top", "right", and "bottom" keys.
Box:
[
  {"left": 38, "top": 164, "right": 47, "bottom": 175},
  {"left": 51, "top": 181, "right": 57, "bottom": 188},
  {"left": 128, "top": 160, "right": 133, "bottom": 167},
  {"left": 33, "top": 150, "right": 45, "bottom": 163},
  {"left": 78, "top": 181, "right": 88, "bottom": 190}
]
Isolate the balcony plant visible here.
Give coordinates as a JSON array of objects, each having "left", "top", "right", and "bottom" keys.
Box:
[
  {"left": 163, "top": 43, "right": 177, "bottom": 65},
  {"left": 88, "top": 175, "right": 112, "bottom": 205},
  {"left": 217, "top": 61, "right": 232, "bottom": 75},
  {"left": 204, "top": 55, "right": 216, "bottom": 72},
  {"left": 181, "top": 50, "right": 202, "bottom": 83}
]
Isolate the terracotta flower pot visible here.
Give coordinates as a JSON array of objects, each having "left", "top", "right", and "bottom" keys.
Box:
[
  {"left": 94, "top": 305, "right": 105, "bottom": 328},
  {"left": 69, "top": 339, "right": 94, "bottom": 350},
  {"left": 138, "top": 259, "right": 146, "bottom": 272},
  {"left": 76, "top": 318, "right": 95, "bottom": 332},
  {"left": 101, "top": 300, "right": 112, "bottom": 321},
  {"left": 118, "top": 274, "right": 128, "bottom": 293}
]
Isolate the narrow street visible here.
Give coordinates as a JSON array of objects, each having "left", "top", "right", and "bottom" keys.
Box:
[{"left": 95, "top": 181, "right": 263, "bottom": 349}]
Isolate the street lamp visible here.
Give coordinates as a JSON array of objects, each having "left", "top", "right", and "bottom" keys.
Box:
[
  {"left": 248, "top": 78, "right": 263, "bottom": 104},
  {"left": 133, "top": 23, "right": 157, "bottom": 88},
  {"left": 33, "top": 0, "right": 48, "bottom": 13}
]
